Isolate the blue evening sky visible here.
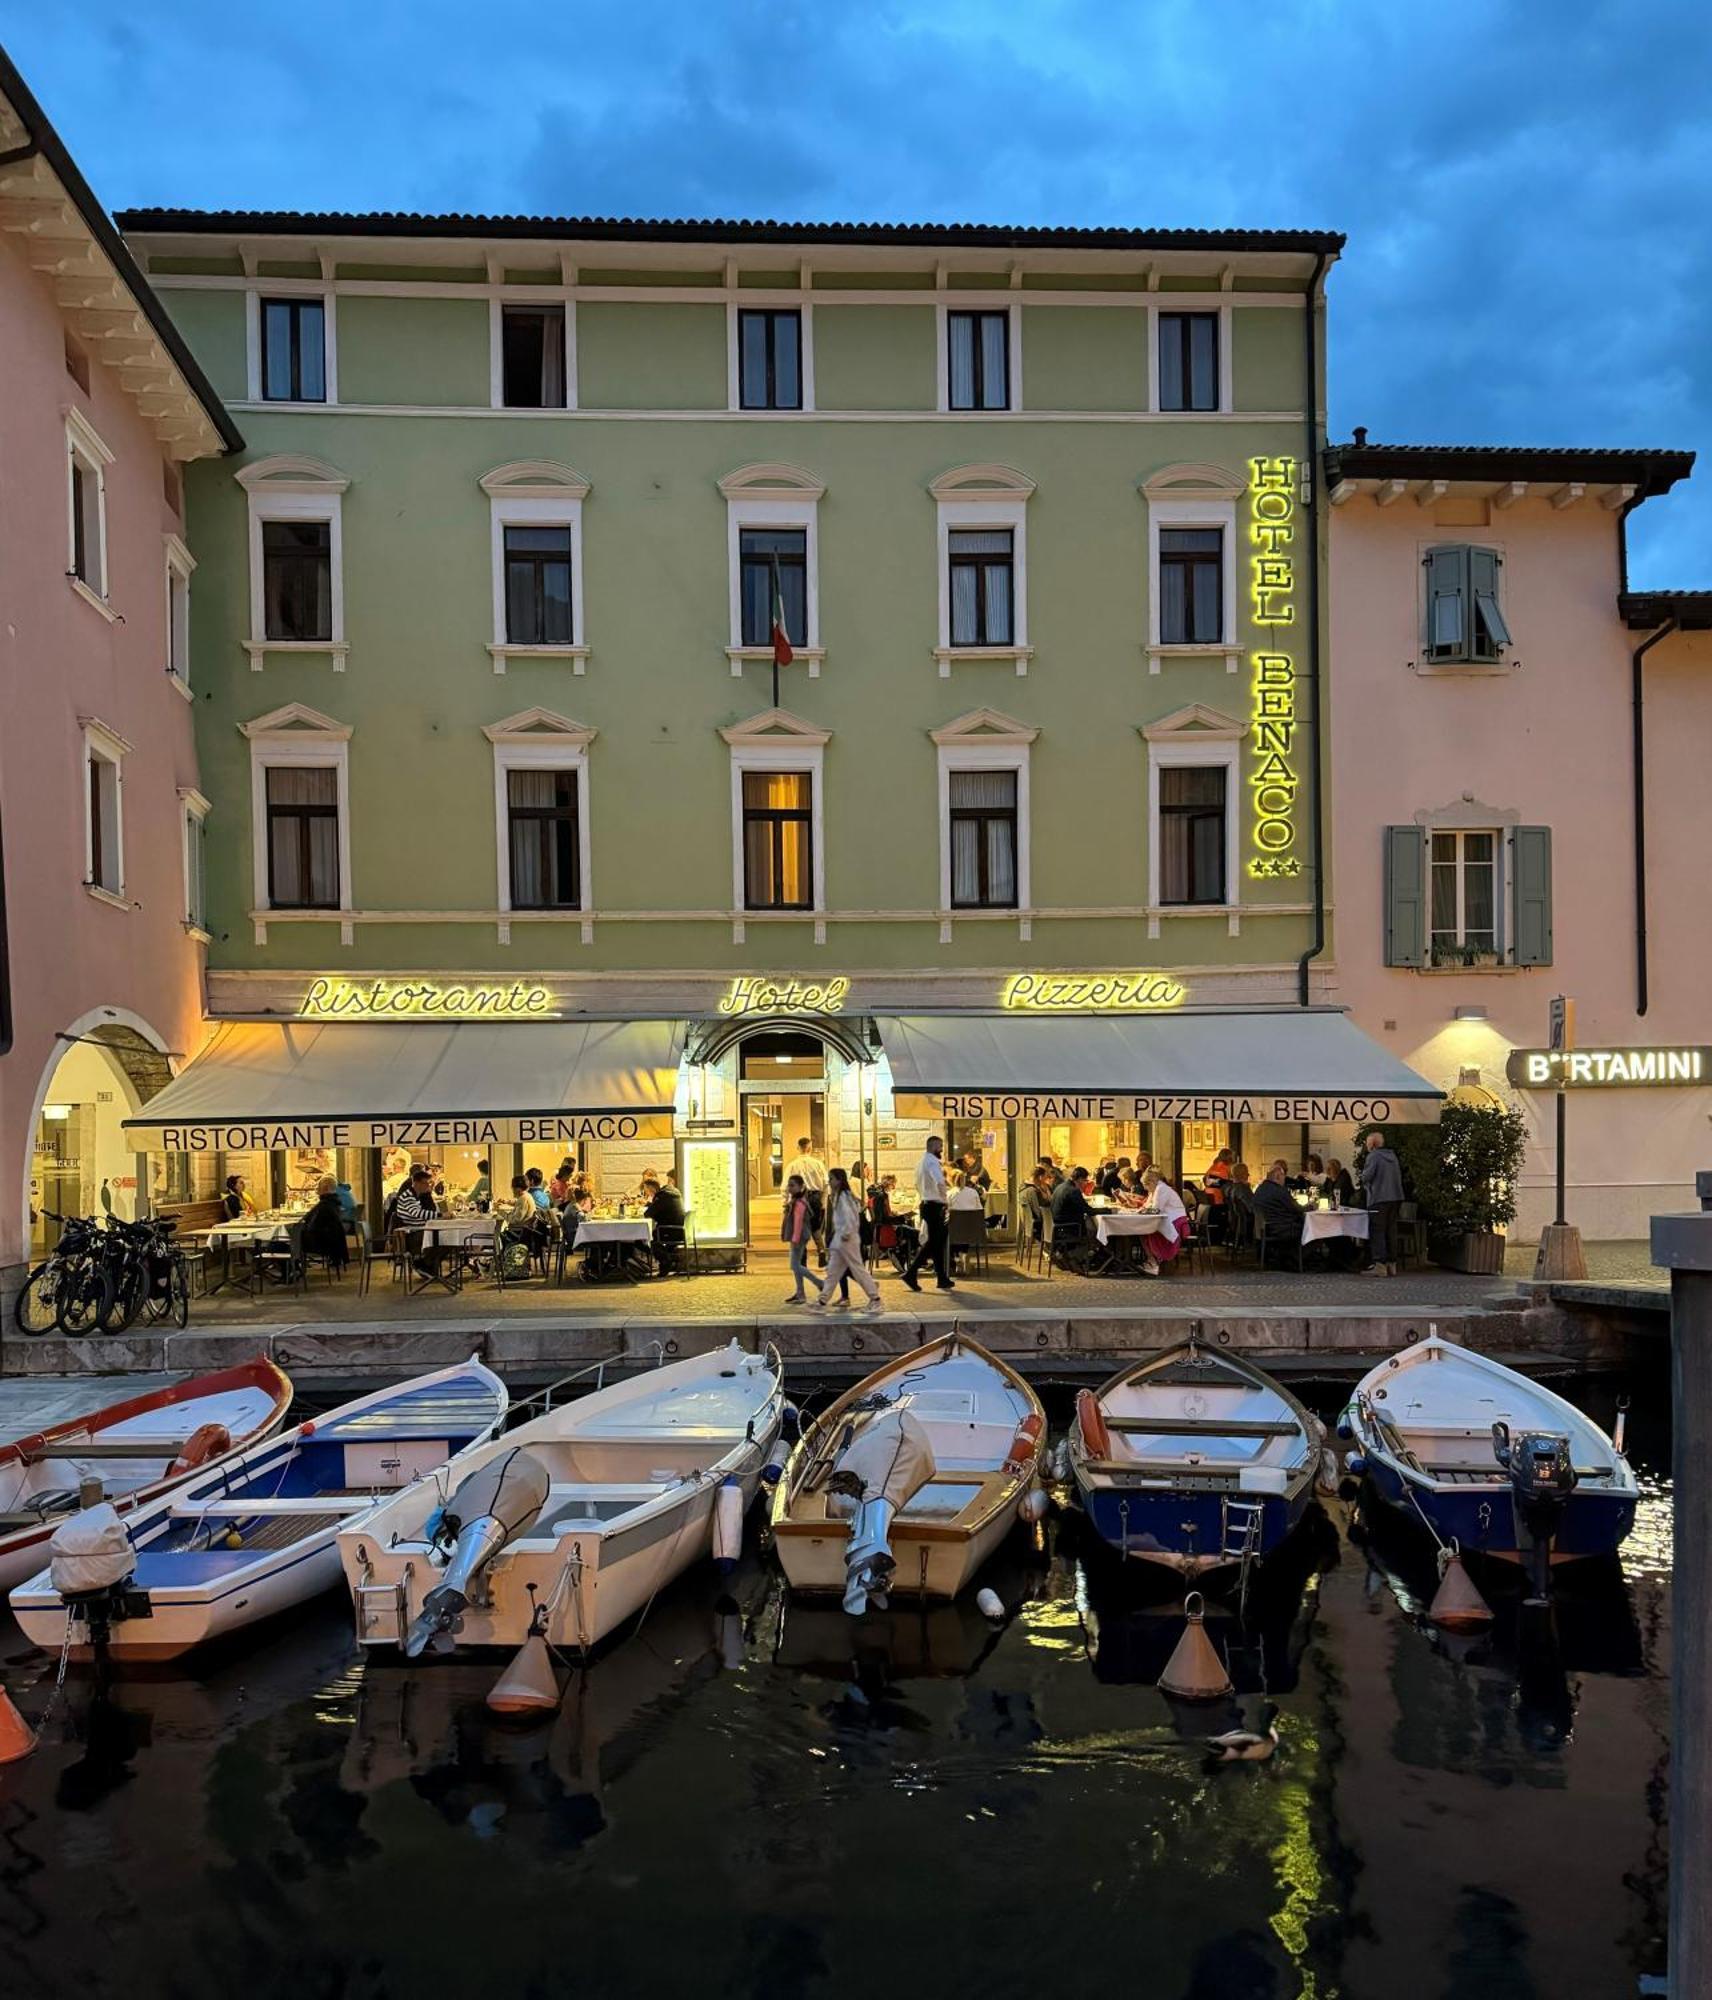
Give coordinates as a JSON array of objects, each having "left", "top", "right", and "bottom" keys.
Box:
[{"left": 6, "top": 1, "right": 1707, "bottom": 583}]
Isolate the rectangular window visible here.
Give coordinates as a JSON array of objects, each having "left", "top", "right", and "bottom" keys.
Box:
[
  {"left": 948, "top": 769, "right": 1018, "bottom": 909},
  {"left": 1425, "top": 545, "right": 1511, "bottom": 663},
  {"left": 87, "top": 750, "right": 121, "bottom": 894},
  {"left": 265, "top": 765, "right": 340, "bottom": 909},
  {"left": 741, "top": 769, "right": 813, "bottom": 910},
  {"left": 947, "top": 310, "right": 1010, "bottom": 411},
  {"left": 503, "top": 524, "right": 575, "bottom": 644},
  {"left": 1158, "top": 312, "right": 1218, "bottom": 412},
  {"left": 500, "top": 304, "right": 567, "bottom": 409},
  {"left": 948, "top": 528, "right": 1014, "bottom": 646},
  {"left": 68, "top": 447, "right": 105, "bottom": 593},
  {"left": 1158, "top": 527, "right": 1224, "bottom": 644},
  {"left": 506, "top": 767, "right": 580, "bottom": 909},
  {"left": 1429, "top": 829, "right": 1498, "bottom": 961},
  {"left": 738, "top": 309, "right": 802, "bottom": 410},
  {"left": 260, "top": 298, "right": 326, "bottom": 403},
  {"left": 166, "top": 553, "right": 192, "bottom": 683},
  {"left": 739, "top": 528, "right": 807, "bottom": 647},
  {"left": 184, "top": 804, "right": 207, "bottom": 930},
  {"left": 1159, "top": 765, "right": 1227, "bottom": 904},
  {"left": 262, "top": 519, "right": 332, "bottom": 642}
]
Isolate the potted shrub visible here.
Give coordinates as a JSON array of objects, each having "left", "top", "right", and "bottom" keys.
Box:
[{"left": 1357, "top": 1104, "right": 1526, "bottom": 1274}]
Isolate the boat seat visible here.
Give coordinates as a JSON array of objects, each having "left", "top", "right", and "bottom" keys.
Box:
[
  {"left": 1420, "top": 1461, "right": 1611, "bottom": 1481},
  {"left": 1104, "top": 1416, "right": 1295, "bottom": 1438}
]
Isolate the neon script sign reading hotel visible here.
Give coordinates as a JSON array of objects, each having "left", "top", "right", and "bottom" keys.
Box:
[{"left": 1248, "top": 456, "right": 1300, "bottom": 879}]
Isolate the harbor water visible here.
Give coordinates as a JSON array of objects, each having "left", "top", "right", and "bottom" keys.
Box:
[{"left": 0, "top": 1370, "right": 1671, "bottom": 1999}]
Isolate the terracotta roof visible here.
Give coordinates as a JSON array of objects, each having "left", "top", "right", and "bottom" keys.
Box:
[
  {"left": 1620, "top": 591, "right": 1712, "bottom": 632},
  {"left": 1324, "top": 439, "right": 1692, "bottom": 494}
]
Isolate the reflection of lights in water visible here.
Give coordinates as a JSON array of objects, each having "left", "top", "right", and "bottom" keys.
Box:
[{"left": 1621, "top": 1473, "right": 1673, "bottom": 1581}]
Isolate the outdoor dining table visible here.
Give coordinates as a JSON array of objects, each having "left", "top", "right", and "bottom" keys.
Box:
[
  {"left": 573, "top": 1216, "right": 654, "bottom": 1284},
  {"left": 1299, "top": 1207, "right": 1371, "bottom": 1248},
  {"left": 203, "top": 1216, "right": 295, "bottom": 1294},
  {"left": 406, "top": 1213, "right": 495, "bottom": 1295},
  {"left": 1093, "top": 1208, "right": 1165, "bottom": 1275}
]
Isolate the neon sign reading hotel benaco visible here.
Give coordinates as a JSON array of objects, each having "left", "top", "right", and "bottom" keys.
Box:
[{"left": 1248, "top": 456, "right": 1300, "bottom": 879}]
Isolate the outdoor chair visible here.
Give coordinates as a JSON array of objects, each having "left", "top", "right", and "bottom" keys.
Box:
[
  {"left": 253, "top": 1219, "right": 308, "bottom": 1295},
  {"left": 1224, "top": 1199, "right": 1257, "bottom": 1266},
  {"left": 947, "top": 1206, "right": 988, "bottom": 1277},
  {"left": 1396, "top": 1202, "right": 1425, "bottom": 1269},
  {"left": 355, "top": 1220, "right": 407, "bottom": 1297},
  {"left": 1255, "top": 1215, "right": 1306, "bottom": 1273}
]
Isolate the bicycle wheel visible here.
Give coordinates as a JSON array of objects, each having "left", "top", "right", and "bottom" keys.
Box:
[
  {"left": 14, "top": 1260, "right": 62, "bottom": 1335},
  {"left": 100, "top": 1258, "right": 148, "bottom": 1334},
  {"left": 170, "top": 1255, "right": 190, "bottom": 1329},
  {"left": 57, "top": 1261, "right": 114, "bottom": 1336}
]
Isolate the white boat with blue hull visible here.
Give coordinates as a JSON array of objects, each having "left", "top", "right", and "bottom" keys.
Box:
[
  {"left": 9, "top": 1357, "right": 507, "bottom": 1662},
  {"left": 1342, "top": 1334, "right": 1636, "bottom": 1590},
  {"left": 1067, "top": 1341, "right": 1323, "bottom": 1581}
]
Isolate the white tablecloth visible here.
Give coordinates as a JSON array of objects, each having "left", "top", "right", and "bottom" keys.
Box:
[
  {"left": 1095, "top": 1211, "right": 1165, "bottom": 1243},
  {"left": 205, "top": 1219, "right": 291, "bottom": 1249},
  {"left": 416, "top": 1215, "right": 495, "bottom": 1246},
  {"left": 574, "top": 1218, "right": 653, "bottom": 1246},
  {"left": 1300, "top": 1208, "right": 1370, "bottom": 1246}
]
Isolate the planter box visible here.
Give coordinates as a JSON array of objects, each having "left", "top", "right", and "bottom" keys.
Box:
[{"left": 1429, "top": 1229, "right": 1507, "bottom": 1275}]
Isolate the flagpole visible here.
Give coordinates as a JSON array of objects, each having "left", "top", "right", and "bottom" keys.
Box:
[{"left": 770, "top": 555, "right": 783, "bottom": 709}]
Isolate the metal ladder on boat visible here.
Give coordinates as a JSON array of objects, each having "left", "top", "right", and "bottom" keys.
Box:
[
  {"left": 354, "top": 1562, "right": 413, "bottom": 1645},
  {"left": 1220, "top": 1500, "right": 1264, "bottom": 1620}
]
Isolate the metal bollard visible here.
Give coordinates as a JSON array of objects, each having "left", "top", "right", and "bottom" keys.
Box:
[{"left": 1650, "top": 1168, "right": 1712, "bottom": 1998}]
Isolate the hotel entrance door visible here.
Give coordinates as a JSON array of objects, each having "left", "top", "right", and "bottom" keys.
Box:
[{"left": 738, "top": 1030, "right": 829, "bottom": 1249}]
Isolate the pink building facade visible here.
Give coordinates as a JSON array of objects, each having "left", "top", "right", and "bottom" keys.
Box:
[
  {"left": 1327, "top": 438, "right": 1711, "bottom": 1243},
  {"left": 0, "top": 53, "right": 239, "bottom": 1308}
]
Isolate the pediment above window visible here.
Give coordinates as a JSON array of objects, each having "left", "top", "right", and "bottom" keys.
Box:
[
  {"left": 928, "top": 706, "right": 1040, "bottom": 747},
  {"left": 239, "top": 702, "right": 351, "bottom": 740},
  {"left": 1139, "top": 462, "right": 1246, "bottom": 502},
  {"left": 479, "top": 459, "right": 591, "bottom": 500},
  {"left": 717, "top": 462, "right": 826, "bottom": 501},
  {"left": 928, "top": 463, "right": 1036, "bottom": 502},
  {"left": 482, "top": 707, "right": 598, "bottom": 746},
  {"left": 1140, "top": 702, "right": 1247, "bottom": 742},
  {"left": 718, "top": 707, "right": 832, "bottom": 748},
  {"left": 235, "top": 453, "right": 349, "bottom": 495},
  {"left": 1413, "top": 792, "right": 1520, "bottom": 830}
]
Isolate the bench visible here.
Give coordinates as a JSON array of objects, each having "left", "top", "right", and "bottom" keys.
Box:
[
  {"left": 1105, "top": 1415, "right": 1296, "bottom": 1439},
  {"left": 21, "top": 1439, "right": 194, "bottom": 1461}
]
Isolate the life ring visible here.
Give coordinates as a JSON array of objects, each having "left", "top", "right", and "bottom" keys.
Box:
[
  {"left": 1003, "top": 1411, "right": 1045, "bottom": 1477},
  {"left": 1075, "top": 1389, "right": 1111, "bottom": 1460},
  {"left": 169, "top": 1423, "right": 232, "bottom": 1476}
]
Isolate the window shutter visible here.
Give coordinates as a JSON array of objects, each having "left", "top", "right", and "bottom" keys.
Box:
[
  {"left": 1423, "top": 545, "right": 1469, "bottom": 660},
  {"left": 1468, "top": 545, "right": 1510, "bottom": 653},
  {"left": 1512, "top": 826, "right": 1553, "bottom": 965},
  {"left": 1383, "top": 826, "right": 1427, "bottom": 966}
]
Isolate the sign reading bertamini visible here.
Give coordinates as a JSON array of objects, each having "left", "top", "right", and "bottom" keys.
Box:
[{"left": 1507, "top": 1047, "right": 1711, "bottom": 1089}]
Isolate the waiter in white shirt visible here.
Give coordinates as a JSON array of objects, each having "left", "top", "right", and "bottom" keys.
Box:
[
  {"left": 794, "top": 1136, "right": 830, "bottom": 1265},
  {"left": 902, "top": 1135, "right": 953, "bottom": 1292}
]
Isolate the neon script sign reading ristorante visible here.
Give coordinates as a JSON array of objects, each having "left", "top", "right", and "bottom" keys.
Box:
[
  {"left": 301, "top": 978, "right": 555, "bottom": 1020},
  {"left": 1248, "top": 456, "right": 1300, "bottom": 879}
]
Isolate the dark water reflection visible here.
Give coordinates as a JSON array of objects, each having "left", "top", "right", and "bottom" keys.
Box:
[{"left": 0, "top": 1370, "right": 1671, "bottom": 2000}]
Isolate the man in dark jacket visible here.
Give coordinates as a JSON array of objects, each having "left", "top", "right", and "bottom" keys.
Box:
[
  {"left": 1050, "top": 1167, "right": 1099, "bottom": 1269},
  {"left": 1360, "top": 1132, "right": 1406, "bottom": 1275},
  {"left": 642, "top": 1175, "right": 686, "bottom": 1275},
  {"left": 1251, "top": 1160, "right": 1304, "bottom": 1260}
]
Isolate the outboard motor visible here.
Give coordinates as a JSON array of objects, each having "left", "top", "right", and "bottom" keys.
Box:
[
  {"left": 48, "top": 1503, "right": 143, "bottom": 1655},
  {"left": 404, "top": 1448, "right": 551, "bottom": 1657},
  {"left": 825, "top": 1408, "right": 936, "bottom": 1616},
  {"left": 1493, "top": 1421, "right": 1578, "bottom": 1604}
]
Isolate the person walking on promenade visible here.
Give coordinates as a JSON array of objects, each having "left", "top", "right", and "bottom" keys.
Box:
[
  {"left": 794, "top": 1136, "right": 830, "bottom": 1265},
  {"left": 1360, "top": 1130, "right": 1405, "bottom": 1276},
  {"left": 781, "top": 1174, "right": 814, "bottom": 1303},
  {"left": 902, "top": 1135, "right": 953, "bottom": 1292},
  {"left": 813, "top": 1168, "right": 883, "bottom": 1313}
]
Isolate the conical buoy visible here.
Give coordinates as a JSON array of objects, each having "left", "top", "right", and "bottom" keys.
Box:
[
  {"left": 486, "top": 1632, "right": 562, "bottom": 1715},
  {"left": 1157, "top": 1592, "right": 1234, "bottom": 1701},
  {"left": 1429, "top": 1551, "right": 1494, "bottom": 1631},
  {"left": 0, "top": 1688, "right": 37, "bottom": 1764}
]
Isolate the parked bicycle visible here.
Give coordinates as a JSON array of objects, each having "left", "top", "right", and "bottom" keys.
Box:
[{"left": 13, "top": 1211, "right": 190, "bottom": 1336}]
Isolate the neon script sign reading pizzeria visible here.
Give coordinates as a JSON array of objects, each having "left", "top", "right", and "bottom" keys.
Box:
[
  {"left": 1001, "top": 973, "right": 1185, "bottom": 1013},
  {"left": 1248, "top": 456, "right": 1300, "bottom": 879},
  {"left": 300, "top": 978, "right": 555, "bottom": 1020}
]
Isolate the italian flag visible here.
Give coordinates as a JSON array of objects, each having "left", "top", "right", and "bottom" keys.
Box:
[{"left": 771, "top": 558, "right": 794, "bottom": 668}]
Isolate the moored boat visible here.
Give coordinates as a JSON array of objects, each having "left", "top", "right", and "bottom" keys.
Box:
[
  {"left": 1068, "top": 1340, "right": 1322, "bottom": 1580},
  {"left": 1343, "top": 1333, "right": 1636, "bottom": 1586},
  {"left": 770, "top": 1332, "right": 1046, "bottom": 1609},
  {"left": 337, "top": 1341, "right": 783, "bottom": 1656},
  {"left": 0, "top": 1357, "right": 292, "bottom": 1593},
  {"left": 9, "top": 1356, "right": 506, "bottom": 1661}
]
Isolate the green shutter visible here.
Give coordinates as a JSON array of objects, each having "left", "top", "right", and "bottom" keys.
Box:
[
  {"left": 1468, "top": 546, "right": 1510, "bottom": 657},
  {"left": 1383, "top": 826, "right": 1427, "bottom": 966},
  {"left": 1512, "top": 826, "right": 1553, "bottom": 965},
  {"left": 1424, "top": 545, "right": 1470, "bottom": 660}
]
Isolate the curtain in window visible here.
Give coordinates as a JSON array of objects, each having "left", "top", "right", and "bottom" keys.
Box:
[
  {"left": 948, "top": 529, "right": 1012, "bottom": 646},
  {"left": 742, "top": 770, "right": 810, "bottom": 907},
  {"left": 949, "top": 770, "right": 1017, "bottom": 905},
  {"left": 1159, "top": 766, "right": 1225, "bottom": 903},
  {"left": 267, "top": 765, "right": 337, "bottom": 906},
  {"left": 739, "top": 529, "right": 806, "bottom": 645},
  {"left": 948, "top": 314, "right": 975, "bottom": 409},
  {"left": 507, "top": 768, "right": 578, "bottom": 908},
  {"left": 979, "top": 313, "right": 1007, "bottom": 408}
]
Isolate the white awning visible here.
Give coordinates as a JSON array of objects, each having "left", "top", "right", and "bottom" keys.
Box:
[
  {"left": 876, "top": 1010, "right": 1442, "bottom": 1125},
  {"left": 122, "top": 1018, "right": 685, "bottom": 1150}
]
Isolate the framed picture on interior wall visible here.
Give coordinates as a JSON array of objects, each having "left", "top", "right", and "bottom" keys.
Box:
[{"left": 1188, "top": 1121, "right": 1220, "bottom": 1155}]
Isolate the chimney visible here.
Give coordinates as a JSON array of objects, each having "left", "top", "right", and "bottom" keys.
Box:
[{"left": 1352, "top": 425, "right": 1368, "bottom": 447}]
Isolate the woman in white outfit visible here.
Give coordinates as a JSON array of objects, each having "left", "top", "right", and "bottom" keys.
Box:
[
  {"left": 1138, "top": 1166, "right": 1189, "bottom": 1277},
  {"left": 814, "top": 1167, "right": 883, "bottom": 1312}
]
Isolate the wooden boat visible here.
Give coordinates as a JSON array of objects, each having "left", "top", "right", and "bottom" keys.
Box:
[
  {"left": 0, "top": 1357, "right": 292, "bottom": 1593},
  {"left": 770, "top": 1332, "right": 1046, "bottom": 1603},
  {"left": 1068, "top": 1340, "right": 1322, "bottom": 1579},
  {"left": 336, "top": 1341, "right": 783, "bottom": 1655},
  {"left": 9, "top": 1356, "right": 506, "bottom": 1662},
  {"left": 1343, "top": 1333, "right": 1637, "bottom": 1579}
]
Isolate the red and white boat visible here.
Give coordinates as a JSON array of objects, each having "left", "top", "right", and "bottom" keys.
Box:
[{"left": 0, "top": 1357, "right": 292, "bottom": 1592}]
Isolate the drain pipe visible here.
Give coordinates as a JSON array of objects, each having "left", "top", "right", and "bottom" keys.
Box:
[
  {"left": 1295, "top": 250, "right": 1331, "bottom": 1006},
  {"left": 1631, "top": 614, "right": 1676, "bottom": 1019},
  {"left": 0, "top": 135, "right": 36, "bottom": 1055}
]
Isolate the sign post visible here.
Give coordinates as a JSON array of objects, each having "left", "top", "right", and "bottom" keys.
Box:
[{"left": 1534, "top": 995, "right": 1587, "bottom": 1281}]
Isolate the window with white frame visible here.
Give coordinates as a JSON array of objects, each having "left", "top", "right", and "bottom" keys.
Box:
[
  {"left": 1157, "top": 312, "right": 1219, "bottom": 413},
  {"left": 932, "top": 712, "right": 1036, "bottom": 921},
  {"left": 1430, "top": 829, "right": 1499, "bottom": 959},
  {"left": 498, "top": 302, "right": 570, "bottom": 410},
  {"left": 253, "top": 294, "right": 331, "bottom": 403},
  {"left": 737, "top": 309, "right": 803, "bottom": 411},
  {"left": 81, "top": 718, "right": 129, "bottom": 900},
  {"left": 242, "top": 704, "right": 352, "bottom": 923},
  {"left": 930, "top": 465, "right": 1035, "bottom": 672},
  {"left": 1143, "top": 706, "right": 1245, "bottom": 921},
  {"left": 164, "top": 535, "right": 195, "bottom": 688},
  {"left": 66, "top": 409, "right": 112, "bottom": 600},
  {"left": 1146, "top": 489, "right": 1237, "bottom": 655},
  {"left": 720, "top": 465, "right": 824, "bottom": 671},
  {"left": 179, "top": 787, "right": 210, "bottom": 933},
  {"left": 719, "top": 713, "right": 829, "bottom": 927},
  {"left": 480, "top": 462, "right": 589, "bottom": 667},
  {"left": 945, "top": 309, "right": 1013, "bottom": 412},
  {"left": 237, "top": 457, "right": 349, "bottom": 664},
  {"left": 484, "top": 713, "right": 596, "bottom": 934}
]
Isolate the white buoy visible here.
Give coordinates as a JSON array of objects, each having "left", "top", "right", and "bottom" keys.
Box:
[
  {"left": 712, "top": 1476, "right": 745, "bottom": 1574},
  {"left": 976, "top": 1586, "right": 1005, "bottom": 1621},
  {"left": 1017, "top": 1486, "right": 1050, "bottom": 1525}
]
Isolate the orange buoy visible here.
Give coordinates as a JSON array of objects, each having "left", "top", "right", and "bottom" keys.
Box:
[
  {"left": 0, "top": 1688, "right": 37, "bottom": 1764},
  {"left": 1157, "top": 1591, "right": 1234, "bottom": 1701},
  {"left": 1429, "top": 1551, "right": 1494, "bottom": 1631},
  {"left": 487, "top": 1631, "right": 561, "bottom": 1715}
]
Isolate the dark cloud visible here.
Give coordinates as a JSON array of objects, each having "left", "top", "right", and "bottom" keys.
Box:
[{"left": 7, "top": 0, "right": 1706, "bottom": 575}]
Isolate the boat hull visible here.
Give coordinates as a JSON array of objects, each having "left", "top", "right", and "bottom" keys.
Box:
[
  {"left": 1075, "top": 1479, "right": 1312, "bottom": 1577},
  {"left": 1361, "top": 1454, "right": 1637, "bottom": 1564},
  {"left": 772, "top": 1489, "right": 1023, "bottom": 1601}
]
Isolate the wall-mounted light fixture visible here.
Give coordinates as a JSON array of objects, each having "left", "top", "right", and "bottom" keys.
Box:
[{"left": 1452, "top": 1005, "right": 1488, "bottom": 1022}]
